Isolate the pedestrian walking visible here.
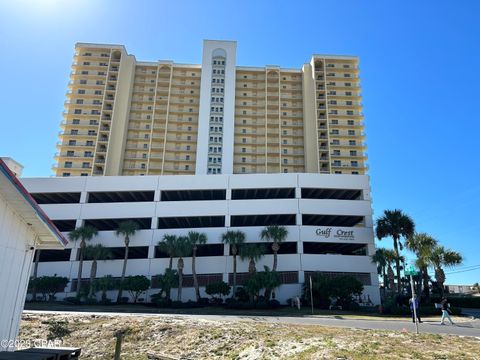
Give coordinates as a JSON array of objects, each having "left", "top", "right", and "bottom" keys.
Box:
[
  {"left": 439, "top": 297, "right": 454, "bottom": 325},
  {"left": 409, "top": 295, "right": 422, "bottom": 323}
]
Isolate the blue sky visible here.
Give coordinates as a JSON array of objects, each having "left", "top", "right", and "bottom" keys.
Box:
[{"left": 0, "top": 0, "right": 478, "bottom": 284}]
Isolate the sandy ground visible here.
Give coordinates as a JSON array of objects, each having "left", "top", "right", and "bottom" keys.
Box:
[{"left": 18, "top": 312, "right": 480, "bottom": 359}]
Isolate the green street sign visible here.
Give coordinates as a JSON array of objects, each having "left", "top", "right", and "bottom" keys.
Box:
[{"left": 405, "top": 265, "right": 419, "bottom": 276}]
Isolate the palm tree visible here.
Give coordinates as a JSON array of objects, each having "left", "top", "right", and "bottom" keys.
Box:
[
  {"left": 84, "top": 244, "right": 112, "bottom": 298},
  {"left": 427, "top": 245, "right": 463, "bottom": 297},
  {"left": 383, "top": 249, "right": 398, "bottom": 290},
  {"left": 69, "top": 225, "right": 98, "bottom": 295},
  {"left": 158, "top": 234, "right": 178, "bottom": 270},
  {"left": 260, "top": 225, "right": 288, "bottom": 272},
  {"left": 186, "top": 231, "right": 207, "bottom": 302},
  {"left": 221, "top": 230, "right": 246, "bottom": 297},
  {"left": 115, "top": 220, "right": 140, "bottom": 302},
  {"left": 371, "top": 248, "right": 388, "bottom": 288},
  {"left": 375, "top": 209, "right": 415, "bottom": 293},
  {"left": 406, "top": 233, "right": 437, "bottom": 298},
  {"left": 173, "top": 236, "right": 191, "bottom": 301},
  {"left": 240, "top": 244, "right": 265, "bottom": 275}
]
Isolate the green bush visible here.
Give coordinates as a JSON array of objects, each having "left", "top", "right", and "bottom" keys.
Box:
[
  {"left": 47, "top": 320, "right": 71, "bottom": 341},
  {"left": 205, "top": 281, "right": 231, "bottom": 301},
  {"left": 121, "top": 276, "right": 150, "bottom": 303},
  {"left": 92, "top": 275, "right": 117, "bottom": 302},
  {"left": 63, "top": 296, "right": 81, "bottom": 305},
  {"left": 429, "top": 296, "right": 480, "bottom": 309},
  {"left": 29, "top": 275, "right": 69, "bottom": 302},
  {"left": 303, "top": 273, "right": 363, "bottom": 309}
]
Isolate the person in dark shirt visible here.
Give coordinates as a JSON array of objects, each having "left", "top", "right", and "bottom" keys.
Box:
[{"left": 440, "top": 297, "right": 454, "bottom": 325}]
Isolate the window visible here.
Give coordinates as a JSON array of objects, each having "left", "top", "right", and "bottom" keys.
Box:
[
  {"left": 348, "top": 130, "right": 355, "bottom": 135},
  {"left": 347, "top": 110, "right": 354, "bottom": 115},
  {"left": 72, "top": 119, "right": 80, "bottom": 124},
  {"left": 78, "top": 89, "right": 85, "bottom": 94},
  {"left": 283, "top": 159, "right": 288, "bottom": 164},
  {"left": 242, "top": 148, "right": 246, "bottom": 153},
  {"left": 331, "top": 129, "right": 339, "bottom": 135},
  {"left": 332, "top": 139, "right": 340, "bottom": 145},
  {"left": 185, "top": 165, "right": 190, "bottom": 170},
  {"left": 347, "top": 120, "right": 354, "bottom": 125},
  {"left": 62, "top": 173, "right": 71, "bottom": 177},
  {"left": 331, "top": 119, "right": 338, "bottom": 125},
  {"left": 64, "top": 162, "right": 72, "bottom": 168},
  {"left": 351, "top": 161, "right": 358, "bottom": 167},
  {"left": 241, "top": 167, "right": 246, "bottom": 173},
  {"left": 86, "top": 140, "right": 94, "bottom": 146},
  {"left": 88, "top": 130, "right": 96, "bottom": 135},
  {"left": 95, "top": 90, "right": 102, "bottom": 95},
  {"left": 346, "top": 101, "right": 353, "bottom": 105},
  {"left": 80, "top": 80, "right": 87, "bottom": 84},
  {"left": 349, "top": 140, "right": 356, "bottom": 145},
  {"left": 70, "top": 130, "right": 78, "bottom": 135},
  {"left": 89, "top": 120, "right": 97, "bottom": 125},
  {"left": 333, "top": 160, "right": 341, "bottom": 166},
  {"left": 350, "top": 150, "right": 357, "bottom": 156},
  {"left": 333, "top": 150, "right": 340, "bottom": 155},
  {"left": 82, "top": 162, "right": 90, "bottom": 168},
  {"left": 345, "top": 92, "right": 352, "bottom": 96},
  {"left": 66, "top": 151, "right": 74, "bottom": 156},
  {"left": 74, "top": 109, "right": 82, "bottom": 114}
]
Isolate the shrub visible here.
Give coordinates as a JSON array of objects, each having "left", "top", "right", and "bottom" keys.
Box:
[
  {"left": 47, "top": 320, "right": 71, "bottom": 341},
  {"left": 29, "top": 275, "right": 69, "bottom": 302},
  {"left": 429, "top": 296, "right": 480, "bottom": 309},
  {"left": 235, "top": 287, "right": 250, "bottom": 303},
  {"left": 63, "top": 296, "right": 81, "bottom": 305},
  {"left": 267, "top": 299, "right": 281, "bottom": 309},
  {"left": 121, "top": 276, "right": 150, "bottom": 303},
  {"left": 92, "top": 275, "right": 117, "bottom": 302},
  {"left": 205, "top": 281, "right": 231, "bottom": 302},
  {"left": 197, "top": 297, "right": 210, "bottom": 306},
  {"left": 150, "top": 294, "right": 172, "bottom": 308},
  {"left": 303, "top": 273, "right": 363, "bottom": 309}
]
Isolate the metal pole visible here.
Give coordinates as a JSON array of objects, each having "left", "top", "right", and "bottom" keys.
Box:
[
  {"left": 410, "top": 274, "right": 419, "bottom": 334},
  {"left": 309, "top": 276, "right": 314, "bottom": 315}
]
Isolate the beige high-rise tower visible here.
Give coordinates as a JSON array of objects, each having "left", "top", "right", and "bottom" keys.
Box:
[{"left": 54, "top": 41, "right": 366, "bottom": 177}]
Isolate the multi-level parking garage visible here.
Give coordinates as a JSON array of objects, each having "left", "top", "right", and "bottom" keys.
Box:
[{"left": 22, "top": 173, "right": 380, "bottom": 304}]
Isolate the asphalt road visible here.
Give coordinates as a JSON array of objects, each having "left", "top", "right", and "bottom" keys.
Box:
[{"left": 24, "top": 310, "right": 480, "bottom": 337}]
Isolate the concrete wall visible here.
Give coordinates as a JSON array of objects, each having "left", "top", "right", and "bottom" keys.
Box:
[{"left": 22, "top": 173, "right": 380, "bottom": 305}]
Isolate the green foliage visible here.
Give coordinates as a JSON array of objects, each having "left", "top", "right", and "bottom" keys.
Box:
[
  {"left": 244, "top": 266, "right": 281, "bottom": 301},
  {"left": 92, "top": 275, "right": 117, "bottom": 302},
  {"left": 156, "top": 268, "right": 178, "bottom": 297},
  {"left": 115, "top": 220, "right": 139, "bottom": 239},
  {"left": 239, "top": 243, "right": 266, "bottom": 262},
  {"left": 83, "top": 244, "right": 112, "bottom": 261},
  {"left": 47, "top": 320, "right": 71, "bottom": 341},
  {"left": 205, "top": 281, "right": 231, "bottom": 299},
  {"left": 260, "top": 225, "right": 288, "bottom": 245},
  {"left": 304, "top": 273, "right": 364, "bottom": 309},
  {"left": 68, "top": 225, "right": 98, "bottom": 243},
  {"left": 29, "top": 275, "right": 69, "bottom": 302},
  {"left": 121, "top": 275, "right": 151, "bottom": 303}
]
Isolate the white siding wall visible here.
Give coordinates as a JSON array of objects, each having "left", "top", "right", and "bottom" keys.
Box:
[{"left": 0, "top": 195, "right": 36, "bottom": 351}]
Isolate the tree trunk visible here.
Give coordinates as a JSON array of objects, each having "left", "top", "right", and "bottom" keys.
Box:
[
  {"left": 232, "top": 254, "right": 237, "bottom": 298},
  {"left": 387, "top": 265, "right": 395, "bottom": 290},
  {"left": 192, "top": 248, "right": 200, "bottom": 302},
  {"left": 177, "top": 257, "right": 184, "bottom": 301},
  {"left": 421, "top": 265, "right": 430, "bottom": 299},
  {"left": 89, "top": 259, "right": 97, "bottom": 298},
  {"left": 382, "top": 266, "right": 387, "bottom": 290},
  {"left": 393, "top": 236, "right": 402, "bottom": 293},
  {"left": 272, "top": 242, "right": 279, "bottom": 272},
  {"left": 167, "top": 256, "right": 173, "bottom": 301},
  {"left": 32, "top": 249, "right": 40, "bottom": 301},
  {"left": 117, "top": 238, "right": 129, "bottom": 303},
  {"left": 249, "top": 259, "right": 256, "bottom": 275},
  {"left": 76, "top": 240, "right": 85, "bottom": 295},
  {"left": 436, "top": 267, "right": 445, "bottom": 297}
]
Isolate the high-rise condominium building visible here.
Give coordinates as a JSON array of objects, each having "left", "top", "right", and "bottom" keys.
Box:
[{"left": 55, "top": 40, "right": 366, "bottom": 177}]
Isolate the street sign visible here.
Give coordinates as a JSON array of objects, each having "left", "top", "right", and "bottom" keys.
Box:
[{"left": 405, "top": 265, "right": 419, "bottom": 276}]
